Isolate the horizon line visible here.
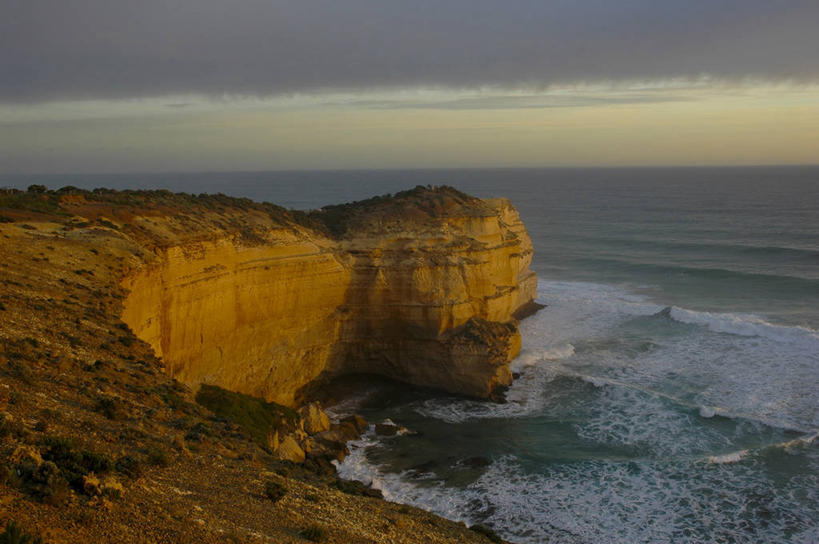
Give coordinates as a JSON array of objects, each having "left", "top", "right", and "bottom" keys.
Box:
[{"left": 2, "top": 163, "right": 819, "bottom": 179}]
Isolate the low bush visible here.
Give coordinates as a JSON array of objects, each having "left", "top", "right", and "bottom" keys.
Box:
[
  {"left": 6, "top": 360, "right": 34, "bottom": 385},
  {"left": 0, "top": 414, "right": 25, "bottom": 438},
  {"left": 146, "top": 445, "right": 170, "bottom": 467},
  {"left": 38, "top": 436, "right": 112, "bottom": 492},
  {"left": 298, "top": 524, "right": 327, "bottom": 542},
  {"left": 114, "top": 455, "right": 143, "bottom": 478},
  {"left": 264, "top": 479, "right": 287, "bottom": 503},
  {"left": 0, "top": 520, "right": 43, "bottom": 544},
  {"left": 334, "top": 478, "right": 382, "bottom": 498},
  {"left": 304, "top": 492, "right": 320, "bottom": 503},
  {"left": 94, "top": 396, "right": 128, "bottom": 420},
  {"left": 10, "top": 460, "right": 69, "bottom": 505}
]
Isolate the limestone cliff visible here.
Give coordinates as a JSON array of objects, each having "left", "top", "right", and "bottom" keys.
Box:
[
  {"left": 0, "top": 184, "right": 527, "bottom": 543},
  {"left": 119, "top": 186, "right": 538, "bottom": 406}
]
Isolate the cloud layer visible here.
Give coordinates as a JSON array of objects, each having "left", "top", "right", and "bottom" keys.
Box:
[{"left": 3, "top": 0, "right": 818, "bottom": 102}]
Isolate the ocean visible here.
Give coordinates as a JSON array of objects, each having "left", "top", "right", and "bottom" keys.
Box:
[{"left": 4, "top": 166, "right": 818, "bottom": 543}]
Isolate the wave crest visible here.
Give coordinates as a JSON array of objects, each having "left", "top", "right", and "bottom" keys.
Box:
[{"left": 666, "top": 306, "right": 819, "bottom": 342}]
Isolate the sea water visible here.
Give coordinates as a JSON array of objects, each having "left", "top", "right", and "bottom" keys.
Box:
[{"left": 4, "top": 166, "right": 818, "bottom": 543}]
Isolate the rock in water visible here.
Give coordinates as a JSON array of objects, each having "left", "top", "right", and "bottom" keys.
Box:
[{"left": 341, "top": 414, "right": 368, "bottom": 434}]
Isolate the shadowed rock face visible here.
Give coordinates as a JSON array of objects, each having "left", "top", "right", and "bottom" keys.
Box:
[{"left": 120, "top": 186, "right": 538, "bottom": 406}]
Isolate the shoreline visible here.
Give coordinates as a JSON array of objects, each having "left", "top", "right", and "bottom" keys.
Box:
[
  {"left": 326, "top": 277, "right": 819, "bottom": 543},
  {"left": 0, "top": 185, "right": 531, "bottom": 543}
]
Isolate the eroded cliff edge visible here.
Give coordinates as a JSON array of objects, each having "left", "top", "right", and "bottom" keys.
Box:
[
  {"left": 119, "top": 186, "right": 538, "bottom": 406},
  {"left": 0, "top": 184, "right": 518, "bottom": 543}
]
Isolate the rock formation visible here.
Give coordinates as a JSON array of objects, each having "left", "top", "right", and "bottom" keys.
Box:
[
  {"left": 0, "top": 184, "right": 539, "bottom": 542},
  {"left": 117, "top": 186, "right": 538, "bottom": 406}
]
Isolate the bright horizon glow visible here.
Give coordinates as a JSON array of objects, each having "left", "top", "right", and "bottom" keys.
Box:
[{"left": 1, "top": 81, "right": 818, "bottom": 174}]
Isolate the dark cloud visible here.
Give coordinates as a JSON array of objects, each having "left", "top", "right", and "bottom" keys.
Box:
[{"left": 2, "top": 0, "right": 818, "bottom": 102}]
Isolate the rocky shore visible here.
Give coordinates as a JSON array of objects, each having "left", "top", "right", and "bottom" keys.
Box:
[{"left": 0, "top": 185, "right": 536, "bottom": 543}]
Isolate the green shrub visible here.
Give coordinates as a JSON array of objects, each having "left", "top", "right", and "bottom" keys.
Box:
[
  {"left": 0, "top": 189, "right": 63, "bottom": 215},
  {"left": 114, "top": 455, "right": 143, "bottom": 478},
  {"left": 94, "top": 396, "right": 128, "bottom": 420},
  {"left": 0, "top": 521, "right": 43, "bottom": 544},
  {"left": 334, "top": 478, "right": 383, "bottom": 498},
  {"left": 0, "top": 413, "right": 25, "bottom": 438},
  {"left": 97, "top": 219, "right": 119, "bottom": 230},
  {"left": 304, "top": 492, "right": 320, "bottom": 503},
  {"left": 146, "top": 445, "right": 170, "bottom": 467},
  {"left": 157, "top": 388, "right": 197, "bottom": 415},
  {"left": 264, "top": 479, "right": 287, "bottom": 503},
  {"left": 183, "top": 419, "right": 215, "bottom": 443},
  {"left": 6, "top": 360, "right": 34, "bottom": 385},
  {"left": 194, "top": 384, "right": 297, "bottom": 447},
  {"left": 299, "top": 524, "right": 327, "bottom": 542},
  {"left": 10, "top": 459, "right": 70, "bottom": 505},
  {"left": 38, "top": 436, "right": 112, "bottom": 492}
]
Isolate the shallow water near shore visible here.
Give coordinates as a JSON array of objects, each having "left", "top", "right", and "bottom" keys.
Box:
[
  {"left": 6, "top": 166, "right": 818, "bottom": 542},
  {"left": 333, "top": 279, "right": 818, "bottom": 543}
]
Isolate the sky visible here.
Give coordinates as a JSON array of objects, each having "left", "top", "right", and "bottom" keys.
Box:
[{"left": 1, "top": 1, "right": 818, "bottom": 173}]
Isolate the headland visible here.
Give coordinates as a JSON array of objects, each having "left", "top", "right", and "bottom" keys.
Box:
[{"left": 0, "top": 185, "right": 537, "bottom": 543}]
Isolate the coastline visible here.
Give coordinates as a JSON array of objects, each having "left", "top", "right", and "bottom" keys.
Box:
[
  {"left": 0, "top": 185, "right": 532, "bottom": 543},
  {"left": 4, "top": 177, "right": 816, "bottom": 543}
]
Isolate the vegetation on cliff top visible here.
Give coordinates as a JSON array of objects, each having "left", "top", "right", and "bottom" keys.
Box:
[
  {"left": 307, "top": 185, "right": 485, "bottom": 236},
  {"left": 0, "top": 184, "right": 326, "bottom": 242},
  {"left": 0, "top": 183, "right": 487, "bottom": 239}
]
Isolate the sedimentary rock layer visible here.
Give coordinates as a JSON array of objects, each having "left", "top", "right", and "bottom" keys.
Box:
[{"left": 120, "top": 186, "right": 538, "bottom": 406}]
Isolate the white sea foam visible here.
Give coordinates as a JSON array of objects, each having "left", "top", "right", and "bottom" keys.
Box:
[
  {"left": 707, "top": 449, "right": 750, "bottom": 464},
  {"left": 323, "top": 390, "right": 374, "bottom": 422},
  {"left": 337, "top": 279, "right": 819, "bottom": 543},
  {"left": 540, "top": 343, "right": 576, "bottom": 360},
  {"left": 418, "top": 279, "right": 818, "bottom": 430},
  {"left": 626, "top": 327, "right": 817, "bottom": 431},
  {"left": 335, "top": 432, "right": 473, "bottom": 522},
  {"left": 518, "top": 281, "right": 663, "bottom": 349},
  {"left": 668, "top": 306, "right": 819, "bottom": 343},
  {"left": 338, "top": 447, "right": 819, "bottom": 544},
  {"left": 512, "top": 343, "right": 575, "bottom": 369},
  {"left": 525, "top": 280, "right": 818, "bottom": 431},
  {"left": 477, "top": 455, "right": 819, "bottom": 543},
  {"left": 574, "top": 384, "right": 734, "bottom": 458},
  {"left": 763, "top": 432, "right": 819, "bottom": 454},
  {"left": 415, "top": 281, "right": 662, "bottom": 424},
  {"left": 703, "top": 431, "right": 819, "bottom": 464},
  {"left": 412, "top": 363, "right": 561, "bottom": 424}
]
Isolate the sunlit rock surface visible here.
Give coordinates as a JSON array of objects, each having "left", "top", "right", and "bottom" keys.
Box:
[{"left": 120, "top": 186, "right": 538, "bottom": 406}]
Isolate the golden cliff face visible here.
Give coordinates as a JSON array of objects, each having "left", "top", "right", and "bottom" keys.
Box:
[{"left": 119, "top": 187, "right": 538, "bottom": 406}]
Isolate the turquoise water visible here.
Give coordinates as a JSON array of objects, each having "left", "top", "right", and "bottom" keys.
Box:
[{"left": 4, "top": 166, "right": 818, "bottom": 542}]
